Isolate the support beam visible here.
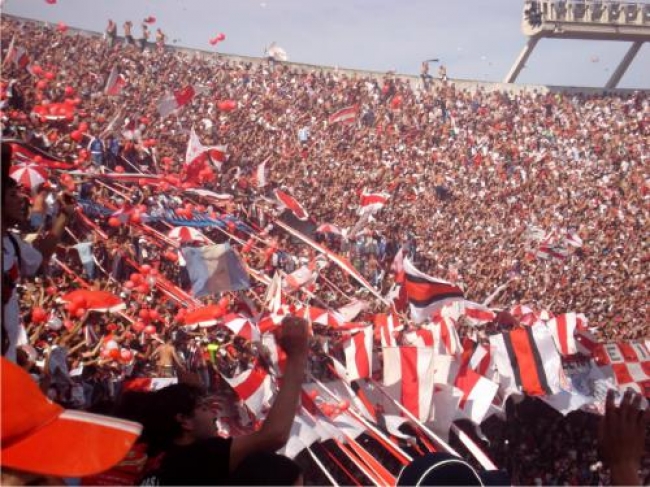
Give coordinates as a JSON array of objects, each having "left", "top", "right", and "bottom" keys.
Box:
[
  {"left": 605, "top": 41, "right": 644, "bottom": 89},
  {"left": 504, "top": 37, "right": 540, "bottom": 84}
]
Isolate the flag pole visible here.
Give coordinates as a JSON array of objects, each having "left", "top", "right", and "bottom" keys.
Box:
[
  {"left": 306, "top": 446, "right": 340, "bottom": 487},
  {"left": 366, "top": 378, "right": 461, "bottom": 456}
]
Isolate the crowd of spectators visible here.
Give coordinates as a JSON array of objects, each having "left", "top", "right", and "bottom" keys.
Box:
[{"left": 1, "top": 16, "right": 648, "bottom": 485}]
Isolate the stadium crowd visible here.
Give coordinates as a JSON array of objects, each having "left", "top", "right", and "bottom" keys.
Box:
[{"left": 1, "top": 16, "right": 648, "bottom": 485}]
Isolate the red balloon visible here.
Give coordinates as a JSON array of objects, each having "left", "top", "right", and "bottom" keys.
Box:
[
  {"left": 149, "top": 309, "right": 160, "bottom": 321},
  {"left": 36, "top": 80, "right": 48, "bottom": 91},
  {"left": 130, "top": 273, "right": 143, "bottom": 284},
  {"left": 108, "top": 217, "right": 121, "bottom": 227},
  {"left": 149, "top": 269, "right": 159, "bottom": 277},
  {"left": 32, "top": 308, "right": 47, "bottom": 324},
  {"left": 78, "top": 121, "right": 88, "bottom": 132},
  {"left": 144, "top": 325, "right": 156, "bottom": 335},
  {"left": 139, "top": 309, "right": 150, "bottom": 321},
  {"left": 63, "top": 320, "right": 74, "bottom": 331},
  {"left": 70, "top": 130, "right": 83, "bottom": 142},
  {"left": 46, "top": 286, "right": 57, "bottom": 296},
  {"left": 124, "top": 280, "right": 135, "bottom": 289},
  {"left": 132, "top": 321, "right": 145, "bottom": 333},
  {"left": 57, "top": 22, "right": 68, "bottom": 33},
  {"left": 120, "top": 349, "right": 133, "bottom": 362},
  {"left": 109, "top": 348, "right": 121, "bottom": 360},
  {"left": 115, "top": 165, "right": 125, "bottom": 173},
  {"left": 217, "top": 33, "right": 226, "bottom": 41},
  {"left": 130, "top": 212, "right": 142, "bottom": 224},
  {"left": 164, "top": 251, "right": 179, "bottom": 263},
  {"left": 136, "top": 284, "right": 149, "bottom": 294},
  {"left": 141, "top": 264, "right": 152, "bottom": 275},
  {"left": 45, "top": 0, "right": 57, "bottom": 4},
  {"left": 390, "top": 95, "right": 403, "bottom": 109},
  {"left": 217, "top": 100, "right": 237, "bottom": 112},
  {"left": 44, "top": 72, "right": 55, "bottom": 81},
  {"left": 31, "top": 65, "right": 43, "bottom": 76},
  {"left": 144, "top": 16, "right": 156, "bottom": 23},
  {"left": 77, "top": 149, "right": 89, "bottom": 161}
]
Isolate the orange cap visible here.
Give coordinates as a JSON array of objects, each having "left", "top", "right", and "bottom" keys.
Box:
[{"left": 1, "top": 358, "right": 142, "bottom": 477}]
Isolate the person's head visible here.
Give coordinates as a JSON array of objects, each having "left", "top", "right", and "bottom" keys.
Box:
[
  {"left": 1, "top": 358, "right": 142, "bottom": 483},
  {"left": 147, "top": 383, "right": 215, "bottom": 449},
  {"left": 2, "top": 143, "right": 29, "bottom": 227},
  {"left": 397, "top": 453, "right": 510, "bottom": 486}
]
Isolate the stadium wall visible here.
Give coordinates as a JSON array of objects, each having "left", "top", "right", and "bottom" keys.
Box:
[{"left": 4, "top": 14, "right": 645, "bottom": 96}]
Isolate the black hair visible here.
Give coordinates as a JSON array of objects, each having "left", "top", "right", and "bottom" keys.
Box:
[{"left": 144, "top": 383, "right": 204, "bottom": 454}]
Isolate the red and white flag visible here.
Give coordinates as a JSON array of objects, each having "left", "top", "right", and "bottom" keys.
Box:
[
  {"left": 374, "top": 312, "right": 401, "bottom": 348},
  {"left": 489, "top": 324, "right": 563, "bottom": 396},
  {"left": 404, "top": 315, "right": 462, "bottom": 356},
  {"left": 284, "top": 265, "right": 318, "bottom": 292},
  {"left": 336, "top": 299, "right": 369, "bottom": 322},
  {"left": 104, "top": 65, "right": 127, "bottom": 96},
  {"left": 157, "top": 85, "right": 207, "bottom": 118},
  {"left": 382, "top": 347, "right": 436, "bottom": 421},
  {"left": 220, "top": 362, "right": 274, "bottom": 418},
  {"left": 343, "top": 327, "right": 373, "bottom": 381},
  {"left": 328, "top": 105, "right": 359, "bottom": 125},
  {"left": 359, "top": 190, "right": 390, "bottom": 216},
  {"left": 316, "top": 224, "right": 343, "bottom": 236},
  {"left": 261, "top": 332, "right": 286, "bottom": 377},
  {"left": 461, "top": 301, "right": 496, "bottom": 326},
  {"left": 467, "top": 342, "right": 493, "bottom": 377},
  {"left": 593, "top": 342, "right": 650, "bottom": 396},
  {"left": 546, "top": 313, "right": 588, "bottom": 356},
  {"left": 3, "top": 36, "right": 30, "bottom": 70},
  {"left": 275, "top": 189, "right": 309, "bottom": 221},
  {"left": 222, "top": 313, "right": 260, "bottom": 343},
  {"left": 391, "top": 247, "right": 405, "bottom": 282},
  {"left": 403, "top": 258, "right": 464, "bottom": 324},
  {"left": 184, "top": 128, "right": 226, "bottom": 182},
  {"left": 454, "top": 367, "right": 499, "bottom": 424}
]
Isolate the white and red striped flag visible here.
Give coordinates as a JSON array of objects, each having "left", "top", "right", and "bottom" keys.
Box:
[
  {"left": 222, "top": 313, "right": 261, "bottom": 343},
  {"left": 336, "top": 299, "right": 369, "bottom": 323},
  {"left": 374, "top": 312, "right": 400, "bottom": 348},
  {"left": 220, "top": 362, "right": 275, "bottom": 418},
  {"left": 546, "top": 313, "right": 588, "bottom": 356},
  {"left": 489, "top": 324, "right": 563, "bottom": 396},
  {"left": 157, "top": 85, "right": 207, "bottom": 118},
  {"left": 328, "top": 105, "right": 359, "bottom": 125},
  {"left": 382, "top": 347, "right": 436, "bottom": 421},
  {"left": 343, "top": 327, "right": 373, "bottom": 381},
  {"left": 454, "top": 367, "right": 499, "bottom": 424},
  {"left": 104, "top": 65, "right": 127, "bottom": 96},
  {"left": 403, "top": 315, "right": 462, "bottom": 356},
  {"left": 275, "top": 188, "right": 309, "bottom": 221},
  {"left": 3, "top": 36, "right": 31, "bottom": 70},
  {"left": 283, "top": 265, "right": 318, "bottom": 293},
  {"left": 184, "top": 128, "right": 226, "bottom": 182},
  {"left": 359, "top": 190, "right": 390, "bottom": 216}
]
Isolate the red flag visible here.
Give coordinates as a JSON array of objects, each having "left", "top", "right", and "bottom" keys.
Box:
[
  {"left": 329, "top": 105, "right": 359, "bottom": 125},
  {"left": 275, "top": 189, "right": 309, "bottom": 220},
  {"left": 104, "top": 66, "right": 127, "bottom": 96}
]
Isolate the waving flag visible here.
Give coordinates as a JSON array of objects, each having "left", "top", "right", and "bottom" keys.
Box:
[
  {"left": 454, "top": 367, "right": 499, "bottom": 424},
  {"left": 222, "top": 313, "right": 261, "bottom": 343},
  {"left": 359, "top": 190, "right": 390, "bottom": 216},
  {"left": 382, "top": 347, "right": 436, "bottom": 421},
  {"left": 489, "top": 324, "right": 563, "bottom": 396},
  {"left": 546, "top": 313, "right": 588, "bottom": 356},
  {"left": 343, "top": 327, "right": 373, "bottom": 381},
  {"left": 403, "top": 258, "right": 464, "bottom": 323},
  {"left": 220, "top": 363, "right": 274, "bottom": 418},
  {"left": 3, "top": 36, "right": 30, "bottom": 70},
  {"left": 275, "top": 189, "right": 309, "bottom": 221},
  {"left": 184, "top": 128, "right": 226, "bottom": 182},
  {"left": 104, "top": 66, "right": 127, "bottom": 96},
  {"left": 329, "top": 105, "right": 359, "bottom": 125},
  {"left": 374, "top": 312, "right": 401, "bottom": 347},
  {"left": 181, "top": 243, "right": 250, "bottom": 298},
  {"left": 267, "top": 42, "right": 288, "bottom": 61},
  {"left": 157, "top": 85, "right": 207, "bottom": 118}
]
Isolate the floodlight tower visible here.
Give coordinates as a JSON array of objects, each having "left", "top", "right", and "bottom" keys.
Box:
[{"left": 505, "top": 1, "right": 650, "bottom": 88}]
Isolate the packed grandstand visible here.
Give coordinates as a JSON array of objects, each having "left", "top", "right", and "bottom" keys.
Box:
[{"left": 1, "top": 13, "right": 648, "bottom": 486}]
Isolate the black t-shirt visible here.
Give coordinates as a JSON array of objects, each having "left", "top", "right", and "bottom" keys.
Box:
[{"left": 156, "top": 437, "right": 233, "bottom": 486}]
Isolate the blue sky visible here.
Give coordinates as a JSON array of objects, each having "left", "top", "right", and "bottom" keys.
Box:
[{"left": 3, "top": 0, "right": 649, "bottom": 89}]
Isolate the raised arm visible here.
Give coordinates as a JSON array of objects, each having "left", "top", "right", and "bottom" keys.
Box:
[{"left": 228, "top": 316, "right": 308, "bottom": 472}]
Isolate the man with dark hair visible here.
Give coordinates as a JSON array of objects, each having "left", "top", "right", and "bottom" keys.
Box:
[
  {"left": 1, "top": 143, "right": 74, "bottom": 361},
  {"left": 143, "top": 316, "right": 308, "bottom": 485}
]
